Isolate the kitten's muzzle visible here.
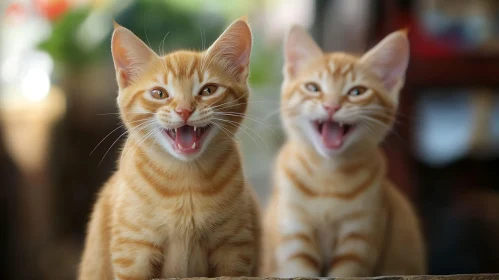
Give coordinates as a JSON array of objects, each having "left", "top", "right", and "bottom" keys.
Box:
[
  {"left": 175, "top": 107, "right": 194, "bottom": 122},
  {"left": 312, "top": 119, "right": 355, "bottom": 150},
  {"left": 323, "top": 104, "right": 340, "bottom": 118},
  {"left": 162, "top": 124, "right": 211, "bottom": 154}
]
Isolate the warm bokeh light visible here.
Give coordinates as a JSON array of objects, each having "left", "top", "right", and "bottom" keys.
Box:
[{"left": 21, "top": 67, "right": 51, "bottom": 102}]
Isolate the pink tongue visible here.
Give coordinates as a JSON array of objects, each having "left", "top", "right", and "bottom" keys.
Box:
[
  {"left": 321, "top": 121, "right": 344, "bottom": 149},
  {"left": 176, "top": 126, "right": 197, "bottom": 148}
]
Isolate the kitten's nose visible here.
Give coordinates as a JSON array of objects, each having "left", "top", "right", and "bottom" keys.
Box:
[
  {"left": 175, "top": 107, "right": 193, "bottom": 122},
  {"left": 323, "top": 104, "right": 340, "bottom": 117}
]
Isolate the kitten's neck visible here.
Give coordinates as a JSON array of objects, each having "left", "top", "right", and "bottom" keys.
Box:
[
  {"left": 289, "top": 139, "right": 382, "bottom": 170},
  {"left": 285, "top": 140, "right": 387, "bottom": 195},
  {"left": 123, "top": 135, "right": 239, "bottom": 173}
]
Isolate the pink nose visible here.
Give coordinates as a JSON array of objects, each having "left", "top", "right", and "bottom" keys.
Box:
[
  {"left": 323, "top": 104, "right": 340, "bottom": 116},
  {"left": 175, "top": 108, "right": 193, "bottom": 122}
]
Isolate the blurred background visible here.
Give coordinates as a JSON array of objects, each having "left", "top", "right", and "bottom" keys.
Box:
[{"left": 1, "top": 0, "right": 499, "bottom": 279}]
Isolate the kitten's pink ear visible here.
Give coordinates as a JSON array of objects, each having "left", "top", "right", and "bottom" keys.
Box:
[
  {"left": 284, "top": 25, "right": 323, "bottom": 79},
  {"left": 111, "top": 22, "right": 158, "bottom": 89},
  {"left": 360, "top": 30, "right": 409, "bottom": 93},
  {"left": 205, "top": 18, "right": 252, "bottom": 81}
]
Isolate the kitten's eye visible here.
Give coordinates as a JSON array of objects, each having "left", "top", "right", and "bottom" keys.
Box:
[
  {"left": 151, "top": 88, "right": 168, "bottom": 99},
  {"left": 305, "top": 82, "right": 320, "bottom": 93},
  {"left": 200, "top": 84, "right": 218, "bottom": 96},
  {"left": 348, "top": 86, "right": 367, "bottom": 96}
]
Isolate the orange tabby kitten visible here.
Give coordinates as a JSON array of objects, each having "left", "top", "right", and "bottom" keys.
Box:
[
  {"left": 261, "top": 26, "right": 426, "bottom": 277},
  {"left": 78, "top": 18, "right": 260, "bottom": 280}
]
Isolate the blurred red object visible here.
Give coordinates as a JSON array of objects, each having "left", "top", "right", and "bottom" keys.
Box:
[
  {"left": 391, "top": 11, "right": 460, "bottom": 59},
  {"left": 4, "top": 3, "right": 27, "bottom": 24},
  {"left": 33, "top": 0, "right": 69, "bottom": 21}
]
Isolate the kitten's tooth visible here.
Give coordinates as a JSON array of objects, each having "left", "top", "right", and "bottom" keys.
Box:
[
  {"left": 174, "top": 128, "right": 177, "bottom": 134},
  {"left": 191, "top": 142, "right": 196, "bottom": 149},
  {"left": 178, "top": 143, "right": 183, "bottom": 149},
  {"left": 194, "top": 126, "right": 197, "bottom": 131}
]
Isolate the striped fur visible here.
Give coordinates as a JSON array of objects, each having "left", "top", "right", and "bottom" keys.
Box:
[
  {"left": 78, "top": 19, "right": 260, "bottom": 280},
  {"left": 261, "top": 26, "right": 426, "bottom": 277}
]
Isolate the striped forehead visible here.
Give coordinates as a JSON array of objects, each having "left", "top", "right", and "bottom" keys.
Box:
[
  {"left": 146, "top": 53, "right": 211, "bottom": 96},
  {"left": 311, "top": 58, "right": 358, "bottom": 94},
  {"left": 156, "top": 54, "right": 204, "bottom": 82}
]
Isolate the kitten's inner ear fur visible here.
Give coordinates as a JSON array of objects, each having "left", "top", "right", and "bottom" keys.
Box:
[
  {"left": 284, "top": 25, "right": 323, "bottom": 80},
  {"left": 206, "top": 18, "right": 252, "bottom": 81},
  {"left": 360, "top": 30, "right": 410, "bottom": 95},
  {"left": 111, "top": 23, "right": 158, "bottom": 89}
]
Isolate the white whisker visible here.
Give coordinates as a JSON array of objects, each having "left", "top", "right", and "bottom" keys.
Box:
[
  {"left": 358, "top": 123, "right": 379, "bottom": 143},
  {"left": 90, "top": 117, "right": 156, "bottom": 156},
  {"left": 213, "top": 100, "right": 279, "bottom": 111},
  {"left": 124, "top": 128, "right": 159, "bottom": 163},
  {"left": 98, "top": 120, "right": 156, "bottom": 166},
  {"left": 214, "top": 112, "right": 281, "bottom": 139},
  {"left": 356, "top": 115, "right": 404, "bottom": 141},
  {"left": 210, "top": 122, "right": 241, "bottom": 143},
  {"left": 212, "top": 117, "right": 269, "bottom": 150},
  {"left": 209, "top": 91, "right": 250, "bottom": 110}
]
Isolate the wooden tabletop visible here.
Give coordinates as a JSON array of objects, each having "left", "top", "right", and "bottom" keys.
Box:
[{"left": 155, "top": 274, "right": 499, "bottom": 280}]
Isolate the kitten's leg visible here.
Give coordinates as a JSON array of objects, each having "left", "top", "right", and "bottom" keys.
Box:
[
  {"left": 274, "top": 208, "right": 321, "bottom": 277},
  {"left": 209, "top": 226, "right": 258, "bottom": 276},
  {"left": 78, "top": 196, "right": 113, "bottom": 280},
  {"left": 327, "top": 215, "right": 379, "bottom": 277},
  {"left": 110, "top": 221, "right": 162, "bottom": 280}
]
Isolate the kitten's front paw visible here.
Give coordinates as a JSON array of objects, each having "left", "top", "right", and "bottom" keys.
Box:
[
  {"left": 327, "top": 262, "right": 370, "bottom": 277},
  {"left": 277, "top": 265, "right": 320, "bottom": 278}
]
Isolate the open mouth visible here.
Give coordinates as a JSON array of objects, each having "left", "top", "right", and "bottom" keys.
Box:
[
  {"left": 162, "top": 125, "right": 211, "bottom": 154},
  {"left": 313, "top": 120, "right": 354, "bottom": 149}
]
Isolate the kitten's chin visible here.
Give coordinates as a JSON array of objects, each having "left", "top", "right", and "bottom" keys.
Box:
[{"left": 158, "top": 124, "right": 215, "bottom": 161}]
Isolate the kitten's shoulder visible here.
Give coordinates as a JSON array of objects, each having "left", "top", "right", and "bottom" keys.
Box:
[{"left": 95, "top": 171, "right": 121, "bottom": 202}]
